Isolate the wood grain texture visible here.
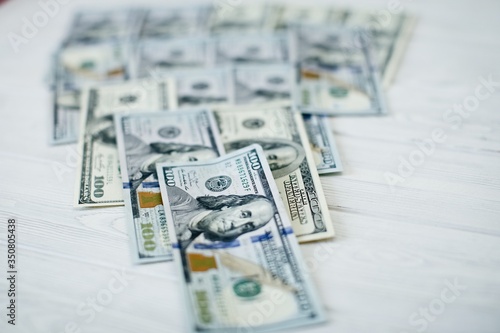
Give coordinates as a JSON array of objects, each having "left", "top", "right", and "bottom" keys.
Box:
[{"left": 1, "top": 0, "right": 499, "bottom": 332}]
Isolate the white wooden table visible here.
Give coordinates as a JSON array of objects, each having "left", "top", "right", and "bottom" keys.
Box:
[{"left": 1, "top": 0, "right": 499, "bottom": 332}]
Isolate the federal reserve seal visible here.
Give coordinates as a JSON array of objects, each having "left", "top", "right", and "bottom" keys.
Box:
[
  {"left": 242, "top": 118, "right": 265, "bottom": 129},
  {"left": 267, "top": 76, "right": 284, "bottom": 85},
  {"left": 158, "top": 126, "right": 181, "bottom": 139},
  {"left": 205, "top": 176, "right": 232, "bottom": 192},
  {"left": 192, "top": 82, "right": 210, "bottom": 90},
  {"left": 119, "top": 94, "right": 138, "bottom": 104}
]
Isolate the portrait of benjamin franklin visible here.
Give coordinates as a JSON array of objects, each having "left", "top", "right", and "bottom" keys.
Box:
[
  {"left": 88, "top": 114, "right": 117, "bottom": 146},
  {"left": 224, "top": 138, "right": 305, "bottom": 178},
  {"left": 168, "top": 186, "right": 275, "bottom": 281},
  {"left": 169, "top": 186, "right": 274, "bottom": 248}
]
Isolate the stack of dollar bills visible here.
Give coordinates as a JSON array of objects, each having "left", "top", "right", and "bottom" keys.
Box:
[{"left": 48, "top": 4, "right": 415, "bottom": 332}]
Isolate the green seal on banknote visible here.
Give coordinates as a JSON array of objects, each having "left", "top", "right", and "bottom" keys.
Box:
[{"left": 233, "top": 279, "right": 262, "bottom": 298}]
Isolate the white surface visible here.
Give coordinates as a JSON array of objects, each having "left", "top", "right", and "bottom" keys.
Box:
[{"left": 1, "top": 0, "right": 500, "bottom": 332}]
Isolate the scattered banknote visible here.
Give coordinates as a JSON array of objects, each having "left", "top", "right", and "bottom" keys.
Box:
[
  {"left": 50, "top": 9, "right": 143, "bottom": 144},
  {"left": 275, "top": 5, "right": 416, "bottom": 86},
  {"left": 49, "top": 42, "right": 132, "bottom": 151},
  {"left": 50, "top": 88, "right": 80, "bottom": 144},
  {"left": 302, "top": 114, "right": 343, "bottom": 173},
  {"left": 209, "top": 3, "right": 278, "bottom": 34},
  {"left": 165, "top": 65, "right": 295, "bottom": 109},
  {"left": 132, "top": 37, "right": 211, "bottom": 77},
  {"left": 55, "top": 42, "right": 130, "bottom": 91},
  {"left": 62, "top": 9, "right": 144, "bottom": 47},
  {"left": 214, "top": 106, "right": 334, "bottom": 242},
  {"left": 275, "top": 5, "right": 329, "bottom": 29},
  {"left": 156, "top": 144, "right": 326, "bottom": 332},
  {"left": 74, "top": 79, "right": 170, "bottom": 207},
  {"left": 275, "top": 4, "right": 345, "bottom": 29},
  {"left": 115, "top": 110, "right": 225, "bottom": 263},
  {"left": 233, "top": 64, "right": 294, "bottom": 105},
  {"left": 340, "top": 9, "right": 416, "bottom": 88},
  {"left": 212, "top": 33, "right": 289, "bottom": 65},
  {"left": 167, "top": 68, "right": 234, "bottom": 109},
  {"left": 49, "top": 5, "right": 416, "bottom": 145},
  {"left": 139, "top": 6, "right": 210, "bottom": 39},
  {"left": 290, "top": 25, "right": 388, "bottom": 115},
  {"left": 131, "top": 34, "right": 290, "bottom": 79}
]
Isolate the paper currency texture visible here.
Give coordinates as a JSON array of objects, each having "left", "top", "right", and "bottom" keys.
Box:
[
  {"left": 115, "top": 110, "right": 225, "bottom": 263},
  {"left": 157, "top": 145, "right": 326, "bottom": 332},
  {"left": 214, "top": 106, "right": 334, "bottom": 242}
]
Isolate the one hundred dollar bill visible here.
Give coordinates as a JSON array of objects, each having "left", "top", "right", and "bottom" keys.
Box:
[
  {"left": 132, "top": 34, "right": 290, "bottom": 79},
  {"left": 50, "top": 40, "right": 133, "bottom": 145},
  {"left": 115, "top": 110, "right": 225, "bottom": 263},
  {"left": 275, "top": 5, "right": 331, "bottom": 29},
  {"left": 213, "top": 34, "right": 289, "bottom": 65},
  {"left": 340, "top": 9, "right": 416, "bottom": 88},
  {"left": 132, "top": 37, "right": 211, "bottom": 77},
  {"left": 167, "top": 68, "right": 234, "bottom": 109},
  {"left": 55, "top": 42, "right": 130, "bottom": 91},
  {"left": 302, "top": 114, "right": 343, "bottom": 173},
  {"left": 74, "top": 79, "right": 170, "bottom": 207},
  {"left": 232, "top": 64, "right": 294, "bottom": 105},
  {"left": 209, "top": 3, "right": 279, "bottom": 34},
  {"left": 214, "top": 106, "right": 334, "bottom": 242},
  {"left": 63, "top": 9, "right": 144, "bottom": 46},
  {"left": 50, "top": 88, "right": 80, "bottom": 144},
  {"left": 275, "top": 5, "right": 415, "bottom": 87},
  {"left": 139, "top": 6, "right": 210, "bottom": 39},
  {"left": 290, "top": 25, "right": 388, "bottom": 115},
  {"left": 156, "top": 144, "right": 326, "bottom": 332}
]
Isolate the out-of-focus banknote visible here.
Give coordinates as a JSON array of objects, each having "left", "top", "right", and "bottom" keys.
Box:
[
  {"left": 51, "top": 30, "right": 133, "bottom": 145},
  {"left": 209, "top": 3, "right": 279, "bottom": 34},
  {"left": 55, "top": 42, "right": 130, "bottom": 91},
  {"left": 132, "top": 37, "right": 211, "bottom": 77},
  {"left": 340, "top": 9, "right": 416, "bottom": 88},
  {"left": 232, "top": 64, "right": 294, "bottom": 105},
  {"left": 214, "top": 106, "right": 334, "bottom": 242},
  {"left": 115, "top": 110, "right": 225, "bottom": 263},
  {"left": 50, "top": 88, "right": 80, "bottom": 144},
  {"left": 167, "top": 68, "right": 233, "bottom": 109},
  {"left": 290, "top": 26, "right": 388, "bottom": 115},
  {"left": 140, "top": 6, "right": 210, "bottom": 39},
  {"left": 74, "top": 79, "right": 169, "bottom": 207},
  {"left": 275, "top": 4, "right": 345, "bottom": 29},
  {"left": 51, "top": 41, "right": 130, "bottom": 145},
  {"left": 213, "top": 34, "right": 289, "bottom": 65},
  {"left": 63, "top": 9, "right": 144, "bottom": 46},
  {"left": 156, "top": 144, "right": 326, "bottom": 332},
  {"left": 301, "top": 114, "right": 343, "bottom": 173},
  {"left": 133, "top": 34, "right": 290, "bottom": 79},
  {"left": 275, "top": 5, "right": 415, "bottom": 87}
]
